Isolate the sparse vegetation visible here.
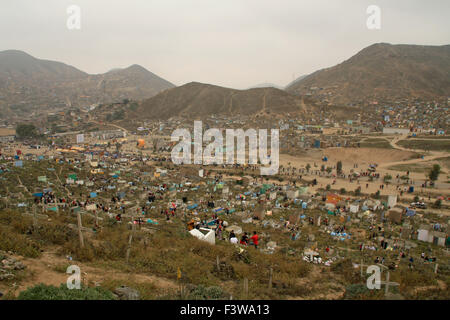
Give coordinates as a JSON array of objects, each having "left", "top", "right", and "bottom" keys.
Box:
[{"left": 17, "top": 284, "right": 116, "bottom": 300}]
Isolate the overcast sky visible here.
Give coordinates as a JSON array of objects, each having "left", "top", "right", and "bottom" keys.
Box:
[{"left": 1, "top": 0, "right": 449, "bottom": 89}]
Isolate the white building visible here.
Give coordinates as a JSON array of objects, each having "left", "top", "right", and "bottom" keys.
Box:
[
  {"left": 417, "top": 225, "right": 446, "bottom": 247},
  {"left": 382, "top": 128, "right": 410, "bottom": 135}
]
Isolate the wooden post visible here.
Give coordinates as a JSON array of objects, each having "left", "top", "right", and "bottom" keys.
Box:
[
  {"left": 385, "top": 271, "right": 390, "bottom": 296},
  {"left": 5, "top": 187, "right": 8, "bottom": 209},
  {"left": 434, "top": 263, "right": 439, "bottom": 274},
  {"left": 379, "top": 269, "right": 399, "bottom": 297},
  {"left": 360, "top": 259, "right": 369, "bottom": 277},
  {"left": 77, "top": 211, "right": 85, "bottom": 248},
  {"left": 243, "top": 278, "right": 249, "bottom": 299},
  {"left": 216, "top": 255, "right": 220, "bottom": 272},
  {"left": 268, "top": 267, "right": 273, "bottom": 290},
  {"left": 33, "top": 204, "right": 37, "bottom": 227},
  {"left": 126, "top": 223, "right": 135, "bottom": 264}
]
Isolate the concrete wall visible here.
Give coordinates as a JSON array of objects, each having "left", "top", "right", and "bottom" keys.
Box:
[{"left": 383, "top": 128, "right": 410, "bottom": 135}]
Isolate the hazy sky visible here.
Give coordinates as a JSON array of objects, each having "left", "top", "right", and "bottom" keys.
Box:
[{"left": 1, "top": 0, "right": 449, "bottom": 89}]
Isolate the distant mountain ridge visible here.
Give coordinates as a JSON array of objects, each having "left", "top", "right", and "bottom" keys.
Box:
[
  {"left": 0, "top": 50, "right": 175, "bottom": 117},
  {"left": 286, "top": 43, "right": 450, "bottom": 105}
]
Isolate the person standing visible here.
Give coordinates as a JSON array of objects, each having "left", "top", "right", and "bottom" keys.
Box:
[
  {"left": 249, "top": 231, "right": 259, "bottom": 249},
  {"left": 240, "top": 232, "right": 249, "bottom": 245}
]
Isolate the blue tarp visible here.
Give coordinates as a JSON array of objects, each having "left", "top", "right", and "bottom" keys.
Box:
[
  {"left": 15, "top": 160, "right": 23, "bottom": 167},
  {"left": 314, "top": 140, "right": 321, "bottom": 148},
  {"left": 187, "top": 204, "right": 198, "bottom": 210},
  {"left": 33, "top": 193, "right": 43, "bottom": 197},
  {"left": 90, "top": 192, "right": 97, "bottom": 198},
  {"left": 146, "top": 219, "right": 159, "bottom": 225}
]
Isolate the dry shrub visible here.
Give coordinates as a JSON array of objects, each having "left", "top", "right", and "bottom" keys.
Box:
[
  {"left": 0, "top": 226, "right": 41, "bottom": 258},
  {"left": 331, "top": 258, "right": 360, "bottom": 284}
]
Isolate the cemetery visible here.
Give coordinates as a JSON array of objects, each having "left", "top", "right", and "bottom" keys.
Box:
[{"left": 0, "top": 137, "right": 448, "bottom": 300}]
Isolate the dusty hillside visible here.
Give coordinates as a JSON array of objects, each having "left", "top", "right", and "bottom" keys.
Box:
[
  {"left": 137, "top": 82, "right": 307, "bottom": 120},
  {"left": 286, "top": 43, "right": 450, "bottom": 105},
  {"left": 0, "top": 50, "right": 175, "bottom": 117}
]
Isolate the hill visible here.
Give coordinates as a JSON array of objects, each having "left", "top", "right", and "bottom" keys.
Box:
[
  {"left": 91, "top": 64, "right": 175, "bottom": 100},
  {"left": 0, "top": 50, "right": 175, "bottom": 118},
  {"left": 135, "top": 82, "right": 308, "bottom": 120},
  {"left": 286, "top": 43, "right": 450, "bottom": 105}
]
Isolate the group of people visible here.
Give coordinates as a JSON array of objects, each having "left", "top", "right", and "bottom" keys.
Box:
[{"left": 228, "top": 231, "right": 259, "bottom": 249}]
